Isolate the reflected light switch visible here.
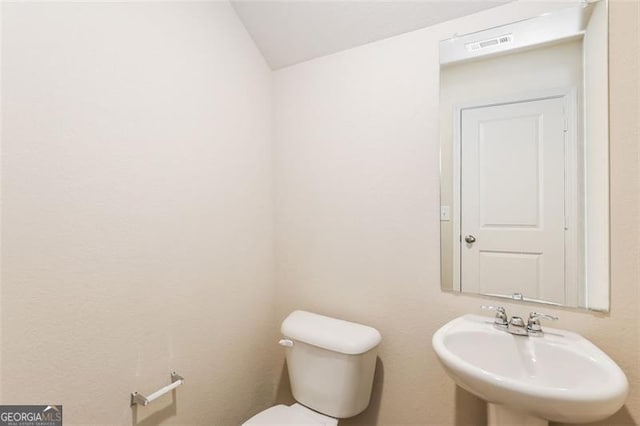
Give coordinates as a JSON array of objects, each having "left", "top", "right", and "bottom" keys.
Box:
[{"left": 441, "top": 206, "right": 451, "bottom": 221}]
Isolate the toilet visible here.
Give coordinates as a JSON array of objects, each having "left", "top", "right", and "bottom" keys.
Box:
[{"left": 243, "top": 310, "right": 382, "bottom": 425}]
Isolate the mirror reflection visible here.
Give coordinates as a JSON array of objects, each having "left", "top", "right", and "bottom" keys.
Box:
[{"left": 439, "top": 2, "right": 609, "bottom": 311}]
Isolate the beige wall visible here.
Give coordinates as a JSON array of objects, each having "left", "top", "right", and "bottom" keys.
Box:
[
  {"left": 274, "top": 2, "right": 639, "bottom": 426},
  {"left": 1, "top": 2, "right": 280, "bottom": 425}
]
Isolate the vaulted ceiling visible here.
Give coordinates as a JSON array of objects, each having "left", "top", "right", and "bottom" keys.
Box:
[{"left": 231, "top": 0, "right": 510, "bottom": 69}]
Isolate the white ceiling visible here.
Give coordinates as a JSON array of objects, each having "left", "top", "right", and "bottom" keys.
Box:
[{"left": 231, "top": 0, "right": 510, "bottom": 69}]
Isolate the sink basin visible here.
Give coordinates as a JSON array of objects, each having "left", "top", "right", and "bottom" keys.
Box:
[{"left": 432, "top": 315, "right": 628, "bottom": 424}]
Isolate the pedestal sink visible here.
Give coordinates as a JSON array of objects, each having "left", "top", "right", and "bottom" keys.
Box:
[{"left": 432, "top": 315, "right": 628, "bottom": 425}]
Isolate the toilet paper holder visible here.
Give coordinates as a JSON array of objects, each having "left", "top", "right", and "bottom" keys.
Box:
[{"left": 131, "top": 372, "right": 184, "bottom": 407}]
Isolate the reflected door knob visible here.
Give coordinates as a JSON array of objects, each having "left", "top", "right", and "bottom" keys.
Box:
[{"left": 464, "top": 235, "right": 476, "bottom": 244}]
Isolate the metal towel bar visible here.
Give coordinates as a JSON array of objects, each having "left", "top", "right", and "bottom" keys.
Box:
[{"left": 131, "top": 372, "right": 184, "bottom": 406}]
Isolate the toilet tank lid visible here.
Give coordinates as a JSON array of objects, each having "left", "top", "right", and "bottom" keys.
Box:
[{"left": 281, "top": 310, "right": 382, "bottom": 355}]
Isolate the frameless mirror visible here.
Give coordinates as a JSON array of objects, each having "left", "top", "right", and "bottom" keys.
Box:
[{"left": 439, "top": 1, "right": 609, "bottom": 311}]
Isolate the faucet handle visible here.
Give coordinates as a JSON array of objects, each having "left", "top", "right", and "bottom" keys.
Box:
[
  {"left": 482, "top": 305, "right": 505, "bottom": 312},
  {"left": 481, "top": 305, "right": 508, "bottom": 327},
  {"left": 529, "top": 312, "right": 558, "bottom": 321},
  {"left": 527, "top": 312, "right": 558, "bottom": 336}
]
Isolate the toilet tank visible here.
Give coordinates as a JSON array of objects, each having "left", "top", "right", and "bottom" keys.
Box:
[{"left": 280, "top": 311, "right": 382, "bottom": 419}]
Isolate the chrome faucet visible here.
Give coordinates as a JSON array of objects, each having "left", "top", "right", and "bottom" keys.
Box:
[
  {"left": 508, "top": 316, "right": 528, "bottom": 336},
  {"left": 482, "top": 306, "right": 558, "bottom": 337}
]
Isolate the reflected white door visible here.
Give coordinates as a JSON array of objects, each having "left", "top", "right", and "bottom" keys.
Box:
[{"left": 460, "top": 97, "right": 566, "bottom": 304}]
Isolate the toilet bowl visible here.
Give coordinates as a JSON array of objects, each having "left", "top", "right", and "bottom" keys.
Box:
[
  {"left": 243, "top": 403, "right": 338, "bottom": 425},
  {"left": 242, "top": 310, "right": 381, "bottom": 426}
]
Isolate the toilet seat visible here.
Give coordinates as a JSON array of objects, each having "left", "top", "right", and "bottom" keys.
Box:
[{"left": 243, "top": 403, "right": 338, "bottom": 426}]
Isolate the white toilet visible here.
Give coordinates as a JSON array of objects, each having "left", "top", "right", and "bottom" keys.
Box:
[{"left": 243, "top": 310, "right": 382, "bottom": 425}]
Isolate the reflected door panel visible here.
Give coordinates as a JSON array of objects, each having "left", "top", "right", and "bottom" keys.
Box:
[{"left": 460, "top": 97, "right": 566, "bottom": 303}]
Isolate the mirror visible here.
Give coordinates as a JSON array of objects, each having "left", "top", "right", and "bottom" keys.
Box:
[{"left": 439, "top": 1, "right": 609, "bottom": 311}]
